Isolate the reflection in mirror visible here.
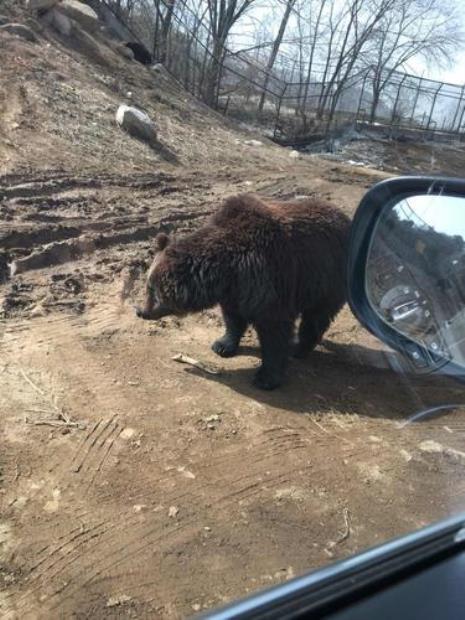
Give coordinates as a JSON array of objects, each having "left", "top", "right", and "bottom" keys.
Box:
[{"left": 366, "top": 194, "right": 465, "bottom": 369}]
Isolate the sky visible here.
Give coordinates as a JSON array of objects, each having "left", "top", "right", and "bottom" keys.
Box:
[
  {"left": 398, "top": 195, "right": 465, "bottom": 239},
  {"left": 409, "top": 51, "right": 465, "bottom": 86},
  {"left": 233, "top": 2, "right": 465, "bottom": 88}
]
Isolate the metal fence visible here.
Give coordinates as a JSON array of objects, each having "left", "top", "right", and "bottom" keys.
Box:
[{"left": 99, "top": 0, "right": 465, "bottom": 145}]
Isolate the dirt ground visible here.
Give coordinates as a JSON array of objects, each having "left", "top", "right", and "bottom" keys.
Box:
[{"left": 3, "top": 8, "right": 465, "bottom": 619}]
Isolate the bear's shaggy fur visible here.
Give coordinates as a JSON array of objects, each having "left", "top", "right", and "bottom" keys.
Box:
[
  {"left": 137, "top": 193, "right": 351, "bottom": 389},
  {"left": 125, "top": 41, "right": 152, "bottom": 65}
]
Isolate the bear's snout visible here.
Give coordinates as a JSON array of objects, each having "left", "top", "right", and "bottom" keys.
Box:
[{"left": 135, "top": 303, "right": 172, "bottom": 320}]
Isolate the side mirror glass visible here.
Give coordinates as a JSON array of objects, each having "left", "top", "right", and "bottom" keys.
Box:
[{"left": 349, "top": 178, "right": 465, "bottom": 375}]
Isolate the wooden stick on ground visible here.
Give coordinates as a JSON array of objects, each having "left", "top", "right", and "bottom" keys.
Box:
[{"left": 172, "top": 353, "right": 221, "bottom": 375}]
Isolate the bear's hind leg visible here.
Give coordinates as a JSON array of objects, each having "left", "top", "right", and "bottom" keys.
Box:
[
  {"left": 212, "top": 304, "right": 248, "bottom": 358},
  {"left": 294, "top": 307, "right": 330, "bottom": 359},
  {"left": 253, "top": 319, "right": 293, "bottom": 390}
]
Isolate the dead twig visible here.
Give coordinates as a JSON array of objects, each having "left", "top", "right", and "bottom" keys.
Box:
[
  {"left": 25, "top": 412, "right": 86, "bottom": 430},
  {"left": 172, "top": 353, "right": 221, "bottom": 375},
  {"left": 336, "top": 508, "right": 351, "bottom": 544},
  {"left": 20, "top": 368, "right": 48, "bottom": 400},
  {"left": 311, "top": 418, "right": 354, "bottom": 447},
  {"left": 20, "top": 368, "right": 85, "bottom": 430},
  {"left": 326, "top": 508, "right": 352, "bottom": 551}
]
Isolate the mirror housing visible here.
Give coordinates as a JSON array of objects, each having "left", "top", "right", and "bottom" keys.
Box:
[{"left": 348, "top": 176, "right": 465, "bottom": 377}]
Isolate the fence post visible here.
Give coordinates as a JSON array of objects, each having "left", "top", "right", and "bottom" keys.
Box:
[
  {"left": 457, "top": 104, "right": 465, "bottom": 137},
  {"left": 451, "top": 85, "right": 465, "bottom": 133},
  {"left": 426, "top": 82, "right": 443, "bottom": 131},
  {"left": 409, "top": 76, "right": 423, "bottom": 126},
  {"left": 356, "top": 70, "right": 369, "bottom": 123},
  {"left": 274, "top": 83, "right": 287, "bottom": 139},
  {"left": 391, "top": 75, "right": 407, "bottom": 122},
  {"left": 390, "top": 74, "right": 407, "bottom": 137}
]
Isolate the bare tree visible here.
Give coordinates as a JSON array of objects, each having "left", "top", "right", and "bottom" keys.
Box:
[
  {"left": 257, "top": 0, "right": 297, "bottom": 113},
  {"left": 315, "top": 0, "right": 399, "bottom": 124},
  {"left": 152, "top": 0, "right": 177, "bottom": 63},
  {"left": 204, "top": 0, "right": 257, "bottom": 107},
  {"left": 364, "top": 0, "right": 463, "bottom": 123}
]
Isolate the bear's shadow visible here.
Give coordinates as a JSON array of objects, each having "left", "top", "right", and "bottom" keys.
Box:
[{"left": 194, "top": 340, "right": 460, "bottom": 422}]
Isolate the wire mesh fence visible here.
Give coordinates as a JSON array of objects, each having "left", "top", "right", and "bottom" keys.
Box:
[{"left": 100, "top": 0, "right": 465, "bottom": 144}]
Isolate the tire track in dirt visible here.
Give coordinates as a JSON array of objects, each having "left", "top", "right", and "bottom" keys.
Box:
[
  {"left": 0, "top": 169, "right": 228, "bottom": 321},
  {"left": 0, "top": 171, "right": 177, "bottom": 201},
  {"left": 12, "top": 424, "right": 319, "bottom": 610},
  {"left": 69, "top": 416, "right": 121, "bottom": 490},
  {"left": 0, "top": 163, "right": 421, "bottom": 617}
]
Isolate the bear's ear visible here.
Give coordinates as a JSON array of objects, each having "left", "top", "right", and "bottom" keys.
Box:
[{"left": 155, "top": 232, "right": 170, "bottom": 251}]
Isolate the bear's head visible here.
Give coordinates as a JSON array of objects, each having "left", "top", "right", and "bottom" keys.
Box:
[
  {"left": 136, "top": 232, "right": 178, "bottom": 321},
  {"left": 136, "top": 225, "right": 225, "bottom": 321}
]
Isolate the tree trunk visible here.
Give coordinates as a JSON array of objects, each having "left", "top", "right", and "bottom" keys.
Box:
[{"left": 258, "top": 0, "right": 296, "bottom": 113}]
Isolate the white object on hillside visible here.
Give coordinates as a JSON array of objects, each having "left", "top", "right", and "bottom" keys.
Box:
[{"left": 116, "top": 105, "right": 157, "bottom": 145}]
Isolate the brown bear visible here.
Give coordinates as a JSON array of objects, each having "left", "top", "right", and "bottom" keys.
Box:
[{"left": 136, "top": 193, "right": 351, "bottom": 390}]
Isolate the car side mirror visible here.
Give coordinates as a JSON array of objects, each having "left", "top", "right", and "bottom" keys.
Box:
[{"left": 348, "top": 176, "right": 465, "bottom": 377}]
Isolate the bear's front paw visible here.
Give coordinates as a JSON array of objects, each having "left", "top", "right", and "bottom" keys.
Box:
[
  {"left": 211, "top": 337, "right": 238, "bottom": 358},
  {"left": 253, "top": 367, "right": 283, "bottom": 391}
]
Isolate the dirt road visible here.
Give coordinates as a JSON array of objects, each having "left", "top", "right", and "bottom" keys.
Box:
[{"left": 2, "top": 159, "right": 465, "bottom": 619}]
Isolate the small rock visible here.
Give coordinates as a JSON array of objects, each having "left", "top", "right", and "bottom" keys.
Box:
[
  {"left": 205, "top": 414, "right": 220, "bottom": 423},
  {"left": 168, "top": 505, "right": 179, "bottom": 518},
  {"left": 0, "top": 23, "right": 38, "bottom": 43},
  {"left": 204, "top": 526, "right": 211, "bottom": 532},
  {"left": 400, "top": 449, "right": 412, "bottom": 462},
  {"left": 120, "top": 427, "right": 135, "bottom": 440},
  {"left": 419, "top": 440, "right": 443, "bottom": 454},
  {"left": 116, "top": 105, "right": 157, "bottom": 146},
  {"left": 192, "top": 603, "right": 201, "bottom": 612},
  {"left": 207, "top": 424, "right": 216, "bottom": 430},
  {"left": 244, "top": 139, "right": 263, "bottom": 147},
  {"left": 106, "top": 594, "right": 132, "bottom": 608},
  {"left": 133, "top": 504, "right": 146, "bottom": 513},
  {"left": 30, "top": 303, "right": 47, "bottom": 318},
  {"left": 289, "top": 150, "right": 300, "bottom": 159}
]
